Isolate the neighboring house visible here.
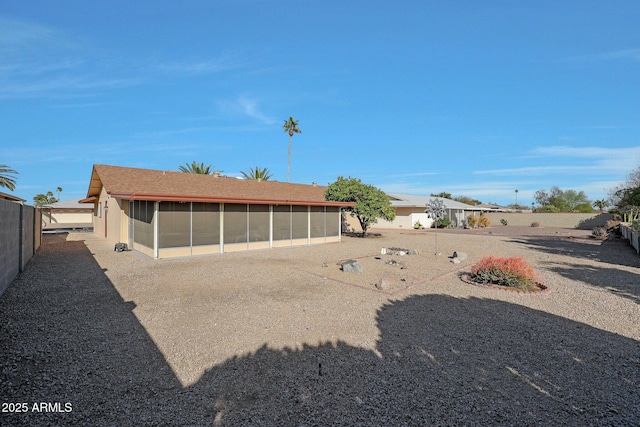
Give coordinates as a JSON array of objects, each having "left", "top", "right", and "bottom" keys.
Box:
[
  {"left": 475, "top": 203, "right": 508, "bottom": 212},
  {"left": 42, "top": 199, "right": 94, "bottom": 231},
  {"left": 0, "top": 191, "right": 25, "bottom": 204},
  {"left": 366, "top": 193, "right": 483, "bottom": 230},
  {"left": 82, "top": 164, "right": 354, "bottom": 259}
]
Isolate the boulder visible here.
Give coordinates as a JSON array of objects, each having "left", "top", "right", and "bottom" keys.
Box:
[
  {"left": 341, "top": 259, "right": 364, "bottom": 273},
  {"left": 453, "top": 251, "right": 468, "bottom": 261},
  {"left": 375, "top": 276, "right": 393, "bottom": 290}
]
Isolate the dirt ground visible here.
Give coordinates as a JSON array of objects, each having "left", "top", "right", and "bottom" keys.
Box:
[{"left": 1, "top": 226, "right": 639, "bottom": 426}]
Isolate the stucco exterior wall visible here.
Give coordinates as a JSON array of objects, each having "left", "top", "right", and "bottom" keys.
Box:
[{"left": 43, "top": 210, "right": 93, "bottom": 225}]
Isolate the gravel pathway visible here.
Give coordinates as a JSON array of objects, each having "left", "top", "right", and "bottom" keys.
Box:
[{"left": 1, "top": 227, "right": 639, "bottom": 426}]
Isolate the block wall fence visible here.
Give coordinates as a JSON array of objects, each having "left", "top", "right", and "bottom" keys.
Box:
[{"left": 0, "top": 199, "right": 42, "bottom": 296}]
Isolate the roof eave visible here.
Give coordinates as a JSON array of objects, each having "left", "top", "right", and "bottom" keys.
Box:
[{"left": 108, "top": 192, "right": 355, "bottom": 207}]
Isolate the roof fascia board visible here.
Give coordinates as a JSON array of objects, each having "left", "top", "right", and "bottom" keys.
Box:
[{"left": 107, "top": 192, "right": 355, "bottom": 207}]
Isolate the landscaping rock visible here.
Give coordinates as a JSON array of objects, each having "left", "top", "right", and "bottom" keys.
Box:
[
  {"left": 453, "top": 251, "right": 468, "bottom": 261},
  {"left": 375, "top": 276, "right": 393, "bottom": 290},
  {"left": 341, "top": 259, "right": 364, "bottom": 273},
  {"left": 387, "top": 247, "right": 419, "bottom": 256}
]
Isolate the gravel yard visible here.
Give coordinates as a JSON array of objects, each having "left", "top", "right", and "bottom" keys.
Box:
[{"left": 1, "top": 227, "right": 639, "bottom": 426}]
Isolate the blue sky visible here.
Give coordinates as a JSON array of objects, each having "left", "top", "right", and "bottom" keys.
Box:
[{"left": 1, "top": 1, "right": 639, "bottom": 206}]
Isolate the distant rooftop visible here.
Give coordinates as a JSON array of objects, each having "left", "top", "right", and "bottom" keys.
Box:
[{"left": 43, "top": 198, "right": 93, "bottom": 209}]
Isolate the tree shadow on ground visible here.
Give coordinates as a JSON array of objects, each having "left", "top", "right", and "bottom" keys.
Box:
[
  {"left": 507, "top": 234, "right": 640, "bottom": 303},
  {"left": 187, "top": 295, "right": 639, "bottom": 426},
  {"left": 1, "top": 235, "right": 639, "bottom": 426}
]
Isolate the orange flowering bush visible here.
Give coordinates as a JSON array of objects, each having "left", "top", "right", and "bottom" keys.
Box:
[{"left": 470, "top": 256, "right": 538, "bottom": 289}]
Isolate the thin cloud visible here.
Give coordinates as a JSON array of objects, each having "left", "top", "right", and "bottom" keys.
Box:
[
  {"left": 156, "top": 52, "right": 246, "bottom": 75},
  {"left": 529, "top": 145, "right": 640, "bottom": 158},
  {"left": 565, "top": 48, "right": 640, "bottom": 63},
  {"left": 474, "top": 145, "right": 640, "bottom": 177},
  {"left": 218, "top": 96, "right": 277, "bottom": 125},
  {"left": 0, "top": 16, "right": 70, "bottom": 50},
  {"left": 474, "top": 165, "right": 600, "bottom": 176}
]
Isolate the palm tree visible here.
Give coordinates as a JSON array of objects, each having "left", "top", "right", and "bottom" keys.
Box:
[
  {"left": 178, "top": 161, "right": 218, "bottom": 175},
  {"left": 282, "top": 117, "right": 301, "bottom": 182},
  {"left": 592, "top": 199, "right": 609, "bottom": 213},
  {"left": 33, "top": 191, "right": 57, "bottom": 207},
  {"left": 0, "top": 164, "right": 18, "bottom": 191},
  {"left": 56, "top": 186, "right": 63, "bottom": 201},
  {"left": 241, "top": 166, "right": 273, "bottom": 181}
]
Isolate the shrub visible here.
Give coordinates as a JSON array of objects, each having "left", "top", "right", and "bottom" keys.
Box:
[
  {"left": 605, "top": 220, "right": 621, "bottom": 235},
  {"left": 537, "top": 205, "right": 560, "bottom": 213},
  {"left": 500, "top": 219, "right": 508, "bottom": 226},
  {"left": 470, "top": 256, "right": 538, "bottom": 289},
  {"left": 631, "top": 219, "right": 640, "bottom": 232},
  {"left": 591, "top": 227, "right": 607, "bottom": 239},
  {"left": 433, "top": 217, "right": 451, "bottom": 228},
  {"left": 605, "top": 219, "right": 620, "bottom": 229},
  {"left": 531, "top": 222, "right": 540, "bottom": 227},
  {"left": 478, "top": 215, "right": 491, "bottom": 228},
  {"left": 467, "top": 215, "right": 478, "bottom": 228}
]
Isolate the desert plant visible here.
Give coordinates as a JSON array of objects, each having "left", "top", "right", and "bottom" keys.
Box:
[
  {"left": 478, "top": 214, "right": 490, "bottom": 228},
  {"left": 605, "top": 219, "right": 621, "bottom": 235},
  {"left": 500, "top": 219, "right": 508, "bottom": 226},
  {"left": 467, "top": 214, "right": 478, "bottom": 228},
  {"left": 470, "top": 256, "right": 538, "bottom": 289},
  {"left": 531, "top": 222, "right": 540, "bottom": 227},
  {"left": 413, "top": 220, "right": 422, "bottom": 229},
  {"left": 591, "top": 227, "right": 607, "bottom": 239},
  {"left": 433, "top": 217, "right": 451, "bottom": 228}
]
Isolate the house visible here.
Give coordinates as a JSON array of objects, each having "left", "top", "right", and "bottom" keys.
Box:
[
  {"left": 82, "top": 164, "right": 354, "bottom": 258},
  {"left": 0, "top": 191, "right": 25, "bottom": 204},
  {"left": 42, "top": 199, "right": 94, "bottom": 232},
  {"left": 369, "top": 193, "right": 483, "bottom": 230}
]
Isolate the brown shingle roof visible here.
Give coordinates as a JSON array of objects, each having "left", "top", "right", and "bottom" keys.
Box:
[{"left": 87, "top": 164, "right": 352, "bottom": 207}]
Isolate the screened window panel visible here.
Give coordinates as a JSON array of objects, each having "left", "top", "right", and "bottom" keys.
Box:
[
  {"left": 310, "top": 206, "right": 325, "bottom": 238},
  {"left": 223, "top": 204, "right": 248, "bottom": 244},
  {"left": 158, "top": 202, "right": 191, "bottom": 248},
  {"left": 272, "top": 205, "right": 291, "bottom": 241},
  {"left": 292, "top": 205, "right": 308, "bottom": 239},
  {"left": 326, "top": 207, "right": 340, "bottom": 236},
  {"left": 248, "top": 205, "right": 270, "bottom": 242},
  {"left": 192, "top": 203, "right": 220, "bottom": 246},
  {"left": 132, "top": 200, "right": 154, "bottom": 248}
]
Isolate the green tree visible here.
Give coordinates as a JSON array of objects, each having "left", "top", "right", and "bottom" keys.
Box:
[
  {"left": 562, "top": 189, "right": 590, "bottom": 212},
  {"left": 33, "top": 191, "right": 57, "bottom": 206},
  {"left": 56, "top": 186, "right": 63, "bottom": 201},
  {"left": 325, "top": 176, "right": 395, "bottom": 236},
  {"left": 241, "top": 166, "right": 273, "bottom": 181},
  {"left": 0, "top": 164, "right": 18, "bottom": 191},
  {"left": 536, "top": 186, "right": 590, "bottom": 212},
  {"left": 533, "top": 189, "right": 550, "bottom": 206},
  {"left": 430, "top": 192, "right": 452, "bottom": 199},
  {"left": 609, "top": 166, "right": 640, "bottom": 220},
  {"left": 282, "top": 117, "right": 301, "bottom": 182},
  {"left": 592, "top": 199, "right": 609, "bottom": 213},
  {"left": 178, "top": 161, "right": 217, "bottom": 175}
]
